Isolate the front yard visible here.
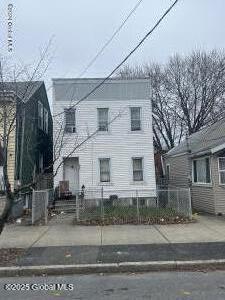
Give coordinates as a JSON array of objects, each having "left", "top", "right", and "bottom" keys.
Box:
[{"left": 73, "top": 206, "right": 190, "bottom": 225}]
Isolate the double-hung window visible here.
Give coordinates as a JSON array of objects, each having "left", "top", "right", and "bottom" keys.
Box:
[
  {"left": 64, "top": 108, "right": 76, "bottom": 133},
  {"left": 130, "top": 107, "right": 141, "bottom": 131},
  {"left": 132, "top": 157, "right": 144, "bottom": 181},
  {"left": 218, "top": 157, "right": 225, "bottom": 184},
  {"left": 99, "top": 158, "right": 110, "bottom": 182},
  {"left": 98, "top": 108, "right": 109, "bottom": 132},
  {"left": 193, "top": 157, "right": 211, "bottom": 184},
  {"left": 38, "top": 101, "right": 43, "bottom": 130}
]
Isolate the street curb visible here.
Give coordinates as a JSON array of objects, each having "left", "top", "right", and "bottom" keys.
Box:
[{"left": 1, "top": 259, "right": 225, "bottom": 277}]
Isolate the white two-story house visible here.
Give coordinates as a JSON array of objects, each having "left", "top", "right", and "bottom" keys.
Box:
[{"left": 53, "top": 78, "right": 156, "bottom": 200}]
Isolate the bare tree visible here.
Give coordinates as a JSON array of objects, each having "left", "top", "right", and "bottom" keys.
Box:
[
  {"left": 117, "top": 49, "right": 225, "bottom": 150},
  {"left": 0, "top": 57, "right": 124, "bottom": 235}
]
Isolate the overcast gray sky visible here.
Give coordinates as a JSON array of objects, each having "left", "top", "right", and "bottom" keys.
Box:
[{"left": 0, "top": 0, "right": 224, "bottom": 88}]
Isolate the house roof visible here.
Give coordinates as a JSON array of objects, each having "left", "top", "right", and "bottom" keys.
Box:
[
  {"left": 52, "top": 78, "right": 150, "bottom": 102},
  {"left": 0, "top": 81, "right": 43, "bottom": 102},
  {"left": 166, "top": 118, "right": 225, "bottom": 157}
]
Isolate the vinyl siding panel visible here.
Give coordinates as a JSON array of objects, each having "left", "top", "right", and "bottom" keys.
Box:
[
  {"left": 191, "top": 185, "right": 215, "bottom": 214},
  {"left": 53, "top": 95, "right": 156, "bottom": 196},
  {"left": 165, "top": 153, "right": 216, "bottom": 214},
  {"left": 165, "top": 154, "right": 190, "bottom": 188}
]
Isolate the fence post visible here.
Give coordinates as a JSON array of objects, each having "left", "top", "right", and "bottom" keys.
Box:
[
  {"left": 31, "top": 190, "right": 35, "bottom": 225},
  {"left": 176, "top": 189, "right": 180, "bottom": 214},
  {"left": 101, "top": 186, "right": 104, "bottom": 222},
  {"left": 45, "top": 190, "right": 48, "bottom": 225},
  {"left": 136, "top": 190, "right": 140, "bottom": 223},
  {"left": 76, "top": 190, "right": 80, "bottom": 221},
  {"left": 188, "top": 188, "right": 192, "bottom": 219}
]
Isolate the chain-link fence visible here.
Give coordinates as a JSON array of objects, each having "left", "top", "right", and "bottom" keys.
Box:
[{"left": 74, "top": 188, "right": 192, "bottom": 225}]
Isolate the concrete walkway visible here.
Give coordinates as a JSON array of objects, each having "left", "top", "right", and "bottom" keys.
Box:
[{"left": 1, "top": 214, "right": 225, "bottom": 249}]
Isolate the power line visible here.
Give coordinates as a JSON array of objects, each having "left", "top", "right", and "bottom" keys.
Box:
[
  {"left": 78, "top": 0, "right": 144, "bottom": 78},
  {"left": 54, "top": 0, "right": 179, "bottom": 118},
  {"left": 66, "top": 0, "right": 144, "bottom": 107},
  {"left": 47, "top": 0, "right": 143, "bottom": 95}
]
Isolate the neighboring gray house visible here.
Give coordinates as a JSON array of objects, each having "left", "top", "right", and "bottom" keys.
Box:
[{"left": 164, "top": 118, "right": 225, "bottom": 215}]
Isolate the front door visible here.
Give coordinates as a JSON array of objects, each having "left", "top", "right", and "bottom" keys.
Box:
[{"left": 63, "top": 157, "right": 79, "bottom": 195}]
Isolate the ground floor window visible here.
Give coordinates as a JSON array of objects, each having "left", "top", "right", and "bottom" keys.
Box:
[
  {"left": 218, "top": 157, "right": 225, "bottom": 184},
  {"left": 193, "top": 157, "right": 211, "bottom": 184},
  {"left": 99, "top": 158, "right": 110, "bottom": 182},
  {"left": 132, "top": 157, "right": 144, "bottom": 181}
]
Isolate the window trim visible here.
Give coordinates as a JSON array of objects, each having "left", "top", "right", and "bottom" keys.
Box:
[
  {"left": 97, "top": 107, "right": 109, "bottom": 132},
  {"left": 192, "top": 156, "right": 212, "bottom": 185},
  {"left": 99, "top": 157, "right": 111, "bottom": 183},
  {"left": 64, "top": 108, "right": 76, "bottom": 133},
  {"left": 130, "top": 106, "right": 142, "bottom": 132},
  {"left": 218, "top": 157, "right": 225, "bottom": 185},
  {"left": 132, "top": 157, "right": 144, "bottom": 182}
]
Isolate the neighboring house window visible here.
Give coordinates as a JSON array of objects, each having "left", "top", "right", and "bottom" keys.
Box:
[
  {"left": 99, "top": 158, "right": 110, "bottom": 182},
  {"left": 193, "top": 157, "right": 211, "bottom": 184},
  {"left": 98, "top": 108, "right": 109, "bottom": 131},
  {"left": 130, "top": 107, "right": 141, "bottom": 131},
  {"left": 64, "top": 108, "right": 76, "bottom": 133},
  {"left": 39, "top": 153, "right": 44, "bottom": 173},
  {"left": 166, "top": 164, "right": 170, "bottom": 180},
  {"left": 132, "top": 157, "right": 143, "bottom": 181},
  {"left": 218, "top": 157, "right": 225, "bottom": 184},
  {"left": 43, "top": 108, "right": 48, "bottom": 134},
  {"left": 38, "top": 101, "right": 43, "bottom": 130}
]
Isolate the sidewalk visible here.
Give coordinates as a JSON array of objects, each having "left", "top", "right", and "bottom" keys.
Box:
[
  {"left": 0, "top": 215, "right": 225, "bottom": 248},
  {"left": 1, "top": 214, "right": 225, "bottom": 276},
  {"left": 1, "top": 214, "right": 225, "bottom": 248}
]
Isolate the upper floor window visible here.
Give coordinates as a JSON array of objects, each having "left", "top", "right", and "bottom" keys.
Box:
[
  {"left": 98, "top": 108, "right": 109, "bottom": 132},
  {"left": 38, "top": 101, "right": 43, "bottom": 130},
  {"left": 130, "top": 107, "right": 141, "bottom": 131},
  {"left": 99, "top": 158, "right": 110, "bottom": 182},
  {"left": 64, "top": 108, "right": 76, "bottom": 133},
  {"left": 43, "top": 108, "right": 48, "bottom": 134},
  {"left": 132, "top": 157, "right": 143, "bottom": 181},
  {"left": 193, "top": 157, "right": 211, "bottom": 184},
  {"left": 218, "top": 157, "right": 225, "bottom": 184}
]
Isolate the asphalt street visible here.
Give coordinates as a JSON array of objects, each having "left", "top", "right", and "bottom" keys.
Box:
[
  {"left": 17, "top": 242, "right": 225, "bottom": 266},
  {"left": 1, "top": 271, "right": 225, "bottom": 299}
]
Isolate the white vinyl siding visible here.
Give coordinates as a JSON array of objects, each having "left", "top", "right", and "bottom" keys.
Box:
[
  {"left": 38, "top": 101, "right": 43, "bottom": 130},
  {"left": 98, "top": 108, "right": 109, "bottom": 131},
  {"left": 218, "top": 157, "right": 225, "bottom": 184},
  {"left": 64, "top": 108, "right": 76, "bottom": 133},
  {"left": 132, "top": 157, "right": 143, "bottom": 181},
  {"left": 99, "top": 158, "right": 110, "bottom": 182},
  {"left": 193, "top": 157, "right": 211, "bottom": 184},
  {"left": 130, "top": 107, "right": 141, "bottom": 131}
]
